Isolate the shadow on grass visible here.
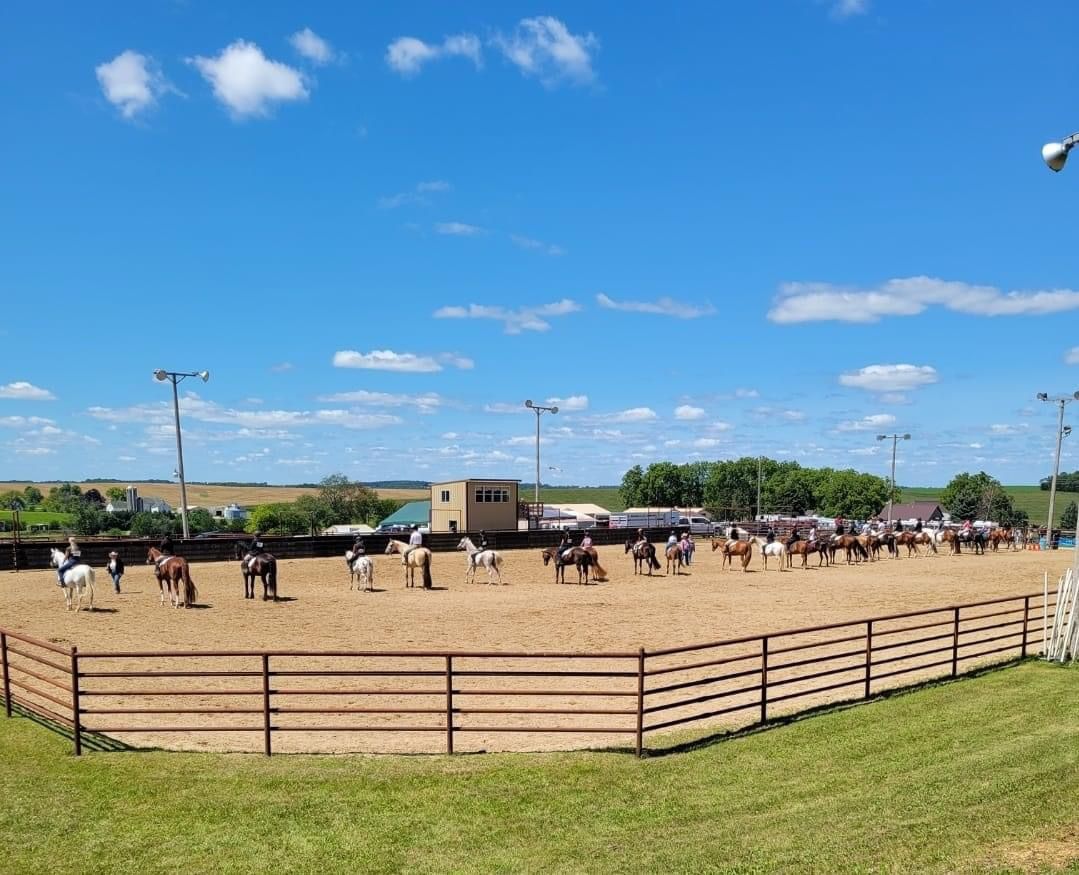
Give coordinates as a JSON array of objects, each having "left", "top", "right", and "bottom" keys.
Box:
[
  {"left": 6, "top": 701, "right": 134, "bottom": 753},
  {"left": 620, "top": 658, "right": 1031, "bottom": 760}
]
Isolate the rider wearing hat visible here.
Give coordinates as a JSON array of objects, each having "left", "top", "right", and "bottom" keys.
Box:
[
  {"left": 244, "top": 531, "right": 266, "bottom": 570},
  {"left": 56, "top": 535, "right": 81, "bottom": 587}
]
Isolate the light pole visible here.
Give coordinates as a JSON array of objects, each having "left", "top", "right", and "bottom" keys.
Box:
[
  {"left": 1041, "top": 133, "right": 1079, "bottom": 171},
  {"left": 876, "top": 433, "right": 911, "bottom": 527},
  {"left": 154, "top": 369, "right": 210, "bottom": 539},
  {"left": 1037, "top": 391, "right": 1079, "bottom": 549},
  {"left": 524, "top": 400, "right": 557, "bottom": 504},
  {"left": 756, "top": 456, "right": 762, "bottom": 521}
]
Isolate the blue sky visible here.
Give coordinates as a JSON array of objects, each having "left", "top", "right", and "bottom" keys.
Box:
[{"left": 3, "top": 0, "right": 1079, "bottom": 487}]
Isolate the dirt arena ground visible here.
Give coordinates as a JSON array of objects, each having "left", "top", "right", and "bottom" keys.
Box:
[{"left": 0, "top": 545, "right": 1071, "bottom": 754}]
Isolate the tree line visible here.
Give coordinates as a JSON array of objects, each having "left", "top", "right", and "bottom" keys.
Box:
[
  {"left": 618, "top": 459, "right": 1030, "bottom": 525},
  {"left": 1040, "top": 470, "right": 1079, "bottom": 493}
]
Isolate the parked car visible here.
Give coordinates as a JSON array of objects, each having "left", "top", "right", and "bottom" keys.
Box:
[{"left": 677, "top": 516, "right": 715, "bottom": 535}]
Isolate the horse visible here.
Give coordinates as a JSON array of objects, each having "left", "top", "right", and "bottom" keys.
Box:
[
  {"left": 581, "top": 546, "right": 608, "bottom": 581},
  {"left": 751, "top": 537, "right": 787, "bottom": 571},
  {"left": 457, "top": 537, "right": 505, "bottom": 585},
  {"left": 909, "top": 531, "right": 937, "bottom": 556},
  {"left": 970, "top": 529, "right": 987, "bottom": 555},
  {"left": 48, "top": 548, "right": 95, "bottom": 612},
  {"left": 829, "top": 535, "right": 869, "bottom": 565},
  {"left": 146, "top": 547, "right": 198, "bottom": 608},
  {"left": 384, "top": 539, "right": 434, "bottom": 589},
  {"left": 234, "top": 542, "right": 278, "bottom": 601},
  {"left": 989, "top": 527, "right": 1011, "bottom": 552},
  {"left": 711, "top": 537, "right": 753, "bottom": 572},
  {"left": 664, "top": 542, "right": 683, "bottom": 575},
  {"left": 542, "top": 545, "right": 593, "bottom": 584},
  {"left": 786, "top": 539, "right": 827, "bottom": 569},
  {"left": 858, "top": 534, "right": 882, "bottom": 562},
  {"left": 345, "top": 550, "right": 375, "bottom": 592},
  {"left": 624, "top": 540, "right": 661, "bottom": 576},
  {"left": 934, "top": 528, "right": 960, "bottom": 555}
]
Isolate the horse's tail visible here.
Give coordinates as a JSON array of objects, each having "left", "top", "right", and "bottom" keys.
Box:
[
  {"left": 649, "top": 549, "right": 661, "bottom": 570},
  {"left": 422, "top": 554, "right": 433, "bottom": 589},
  {"left": 855, "top": 540, "right": 868, "bottom": 560},
  {"left": 183, "top": 564, "right": 198, "bottom": 606},
  {"left": 592, "top": 558, "right": 607, "bottom": 578},
  {"left": 267, "top": 559, "right": 277, "bottom": 596}
]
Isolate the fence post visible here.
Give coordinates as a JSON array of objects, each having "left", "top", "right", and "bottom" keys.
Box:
[
  {"left": 1020, "top": 596, "right": 1030, "bottom": 659},
  {"left": 951, "top": 607, "right": 960, "bottom": 677},
  {"left": 635, "top": 647, "right": 645, "bottom": 758},
  {"left": 760, "top": 636, "right": 769, "bottom": 724},
  {"left": 864, "top": 620, "right": 873, "bottom": 699},
  {"left": 261, "top": 654, "right": 272, "bottom": 756},
  {"left": 445, "top": 655, "right": 454, "bottom": 755},
  {"left": 1, "top": 632, "right": 10, "bottom": 718},
  {"left": 70, "top": 646, "right": 82, "bottom": 756}
]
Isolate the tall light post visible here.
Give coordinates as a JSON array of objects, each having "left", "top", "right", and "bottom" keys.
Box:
[
  {"left": 756, "top": 456, "right": 763, "bottom": 521},
  {"left": 524, "top": 400, "right": 557, "bottom": 504},
  {"left": 154, "top": 369, "right": 210, "bottom": 539},
  {"left": 1037, "top": 391, "right": 1079, "bottom": 549},
  {"left": 876, "top": 433, "right": 911, "bottom": 526}
]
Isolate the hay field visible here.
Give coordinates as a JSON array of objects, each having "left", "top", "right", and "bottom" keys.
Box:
[
  {"left": 0, "top": 481, "right": 428, "bottom": 506},
  {"left": 1, "top": 544, "right": 1069, "bottom": 755}
]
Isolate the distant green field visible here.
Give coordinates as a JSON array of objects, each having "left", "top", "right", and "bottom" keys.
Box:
[
  {"left": 0, "top": 510, "right": 71, "bottom": 528},
  {"left": 902, "top": 485, "right": 1079, "bottom": 526},
  {"left": 539, "top": 486, "right": 623, "bottom": 511}
]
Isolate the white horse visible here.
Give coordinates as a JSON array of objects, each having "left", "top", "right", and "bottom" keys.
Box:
[
  {"left": 49, "top": 547, "right": 96, "bottom": 612},
  {"left": 345, "top": 550, "right": 374, "bottom": 592},
  {"left": 750, "top": 537, "right": 788, "bottom": 571},
  {"left": 456, "top": 537, "right": 505, "bottom": 585}
]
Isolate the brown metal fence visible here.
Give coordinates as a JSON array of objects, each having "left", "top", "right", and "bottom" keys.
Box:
[{"left": 0, "top": 589, "right": 1059, "bottom": 757}]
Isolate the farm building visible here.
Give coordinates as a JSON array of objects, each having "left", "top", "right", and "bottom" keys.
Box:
[
  {"left": 322, "top": 524, "right": 375, "bottom": 536},
  {"left": 430, "top": 479, "right": 520, "bottom": 533},
  {"left": 378, "top": 500, "right": 431, "bottom": 529},
  {"left": 548, "top": 503, "right": 611, "bottom": 526},
  {"left": 879, "top": 500, "right": 944, "bottom": 523}
]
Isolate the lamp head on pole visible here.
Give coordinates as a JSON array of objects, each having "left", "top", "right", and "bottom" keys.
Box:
[
  {"left": 551, "top": 406, "right": 559, "bottom": 415},
  {"left": 1042, "top": 141, "right": 1070, "bottom": 172},
  {"left": 524, "top": 399, "right": 533, "bottom": 409},
  {"left": 876, "top": 434, "right": 887, "bottom": 441},
  {"left": 902, "top": 433, "right": 911, "bottom": 440},
  {"left": 153, "top": 369, "right": 168, "bottom": 382},
  {"left": 197, "top": 370, "right": 210, "bottom": 383},
  {"left": 1037, "top": 393, "right": 1049, "bottom": 402},
  {"left": 1065, "top": 425, "right": 1073, "bottom": 438}
]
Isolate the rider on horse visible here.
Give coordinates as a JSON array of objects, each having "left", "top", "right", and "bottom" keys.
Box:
[
  {"left": 56, "top": 536, "right": 81, "bottom": 587},
  {"left": 403, "top": 524, "right": 424, "bottom": 561},
  {"left": 244, "top": 531, "right": 266, "bottom": 570},
  {"left": 786, "top": 526, "right": 801, "bottom": 549},
  {"left": 558, "top": 531, "right": 574, "bottom": 560},
  {"left": 765, "top": 526, "right": 775, "bottom": 544},
  {"left": 580, "top": 530, "right": 593, "bottom": 549}
]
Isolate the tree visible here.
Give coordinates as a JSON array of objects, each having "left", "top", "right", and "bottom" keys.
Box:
[
  {"left": 106, "top": 487, "right": 127, "bottom": 503},
  {"left": 71, "top": 504, "right": 106, "bottom": 536},
  {"left": 130, "top": 512, "right": 177, "bottom": 538},
  {"left": 814, "top": 469, "right": 890, "bottom": 519},
  {"left": 703, "top": 458, "right": 777, "bottom": 517},
  {"left": 21, "top": 486, "right": 43, "bottom": 507},
  {"left": 762, "top": 464, "right": 817, "bottom": 516},
  {"left": 679, "top": 462, "right": 713, "bottom": 507},
  {"left": 0, "top": 491, "right": 25, "bottom": 510},
  {"left": 1061, "top": 501, "right": 1078, "bottom": 531},
  {"left": 82, "top": 488, "right": 106, "bottom": 506},
  {"left": 1041, "top": 471, "right": 1079, "bottom": 492},
  {"left": 317, "top": 474, "right": 379, "bottom": 524},
  {"left": 639, "top": 462, "right": 686, "bottom": 507},
  {"left": 247, "top": 503, "right": 310, "bottom": 535},
  {"left": 619, "top": 465, "right": 644, "bottom": 508},
  {"left": 43, "top": 483, "right": 83, "bottom": 513},
  {"left": 186, "top": 508, "right": 216, "bottom": 534}
]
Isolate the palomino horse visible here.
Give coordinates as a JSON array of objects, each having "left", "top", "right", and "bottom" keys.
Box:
[
  {"left": 542, "top": 545, "right": 593, "bottom": 584},
  {"left": 146, "top": 547, "right": 198, "bottom": 608},
  {"left": 664, "top": 542, "right": 683, "bottom": 575},
  {"left": 384, "top": 539, "right": 434, "bottom": 589},
  {"left": 345, "top": 550, "right": 375, "bottom": 592},
  {"left": 711, "top": 537, "right": 753, "bottom": 572},
  {"left": 624, "top": 540, "right": 661, "bottom": 575},
  {"left": 234, "top": 542, "right": 278, "bottom": 601},
  {"left": 49, "top": 548, "right": 95, "bottom": 612},
  {"left": 751, "top": 537, "right": 787, "bottom": 571},
  {"left": 786, "top": 540, "right": 827, "bottom": 569},
  {"left": 828, "top": 535, "right": 869, "bottom": 565},
  {"left": 457, "top": 537, "right": 506, "bottom": 585}
]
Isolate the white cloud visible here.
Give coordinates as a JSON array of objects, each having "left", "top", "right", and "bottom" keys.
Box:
[
  {"left": 608, "top": 407, "right": 657, "bottom": 423},
  {"left": 752, "top": 407, "right": 806, "bottom": 422},
  {"left": 378, "top": 180, "right": 452, "bottom": 209},
  {"left": 433, "top": 298, "right": 579, "bottom": 333},
  {"left": 546, "top": 395, "right": 588, "bottom": 411},
  {"left": 435, "top": 221, "right": 484, "bottom": 236},
  {"left": 332, "top": 349, "right": 469, "bottom": 373},
  {"left": 386, "top": 33, "right": 482, "bottom": 76},
  {"left": 189, "top": 40, "right": 308, "bottom": 118},
  {"left": 0, "top": 381, "right": 56, "bottom": 400},
  {"left": 839, "top": 364, "right": 938, "bottom": 393},
  {"left": 484, "top": 402, "right": 525, "bottom": 414},
  {"left": 734, "top": 388, "right": 759, "bottom": 398},
  {"left": 879, "top": 393, "right": 909, "bottom": 405},
  {"left": 1066, "top": 347, "right": 1079, "bottom": 365},
  {"left": 510, "top": 234, "right": 565, "bottom": 256},
  {"left": 15, "top": 446, "right": 54, "bottom": 456},
  {"left": 692, "top": 438, "right": 722, "bottom": 449},
  {"left": 596, "top": 293, "right": 716, "bottom": 319},
  {"left": 833, "top": 0, "right": 869, "bottom": 18},
  {"left": 316, "top": 390, "right": 443, "bottom": 413},
  {"left": 674, "top": 405, "right": 705, "bottom": 421},
  {"left": 837, "top": 413, "right": 897, "bottom": 432},
  {"left": 290, "top": 28, "right": 335, "bottom": 65},
  {"left": 769, "top": 276, "right": 1079, "bottom": 324},
  {"left": 271, "top": 362, "right": 294, "bottom": 373},
  {"left": 507, "top": 435, "right": 550, "bottom": 446},
  {"left": 707, "top": 421, "right": 734, "bottom": 432},
  {"left": 96, "top": 50, "right": 174, "bottom": 119},
  {"left": 848, "top": 446, "right": 879, "bottom": 456},
  {"left": 492, "top": 16, "right": 598, "bottom": 86},
  {"left": 0, "top": 415, "right": 54, "bottom": 428},
  {"left": 990, "top": 423, "right": 1029, "bottom": 435}
]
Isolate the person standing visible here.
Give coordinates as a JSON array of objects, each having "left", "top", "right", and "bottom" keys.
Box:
[
  {"left": 680, "top": 531, "right": 694, "bottom": 565},
  {"left": 107, "top": 550, "right": 125, "bottom": 593}
]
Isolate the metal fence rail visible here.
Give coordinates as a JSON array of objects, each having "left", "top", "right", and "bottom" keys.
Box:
[{"left": 0, "top": 589, "right": 1060, "bottom": 757}]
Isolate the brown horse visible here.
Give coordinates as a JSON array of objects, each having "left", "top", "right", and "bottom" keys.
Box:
[
  {"left": 990, "top": 527, "right": 1012, "bottom": 552},
  {"left": 665, "top": 542, "right": 683, "bottom": 575},
  {"left": 624, "top": 540, "right": 661, "bottom": 575},
  {"left": 581, "top": 546, "right": 608, "bottom": 580},
  {"left": 936, "top": 528, "right": 960, "bottom": 555},
  {"left": 786, "top": 540, "right": 827, "bottom": 569},
  {"left": 711, "top": 537, "right": 753, "bottom": 572},
  {"left": 858, "top": 534, "right": 881, "bottom": 562},
  {"left": 542, "top": 545, "right": 593, "bottom": 584},
  {"left": 828, "top": 535, "right": 868, "bottom": 565},
  {"left": 235, "top": 542, "right": 278, "bottom": 600},
  {"left": 146, "top": 547, "right": 199, "bottom": 608}
]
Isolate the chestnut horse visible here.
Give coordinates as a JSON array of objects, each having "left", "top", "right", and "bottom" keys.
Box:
[
  {"left": 234, "top": 542, "right": 277, "bottom": 600},
  {"left": 146, "top": 547, "right": 199, "bottom": 608},
  {"left": 664, "top": 542, "right": 683, "bottom": 575},
  {"left": 711, "top": 537, "right": 753, "bottom": 572},
  {"left": 542, "top": 545, "right": 593, "bottom": 584},
  {"left": 624, "top": 540, "right": 661, "bottom": 575},
  {"left": 786, "top": 540, "right": 828, "bottom": 569},
  {"left": 828, "top": 535, "right": 868, "bottom": 565}
]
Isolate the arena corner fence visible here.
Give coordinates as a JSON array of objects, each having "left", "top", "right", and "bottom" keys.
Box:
[{"left": 0, "top": 590, "right": 1060, "bottom": 758}]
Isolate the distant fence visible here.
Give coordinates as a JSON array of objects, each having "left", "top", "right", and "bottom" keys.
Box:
[{"left": 0, "top": 589, "right": 1060, "bottom": 757}]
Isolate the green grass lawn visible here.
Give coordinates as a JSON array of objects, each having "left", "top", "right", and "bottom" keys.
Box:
[
  {"left": 902, "top": 485, "right": 1079, "bottom": 526},
  {"left": 540, "top": 485, "right": 624, "bottom": 511},
  {"left": 1, "top": 662, "right": 1075, "bottom": 873},
  {"left": 0, "top": 509, "right": 71, "bottom": 528}
]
